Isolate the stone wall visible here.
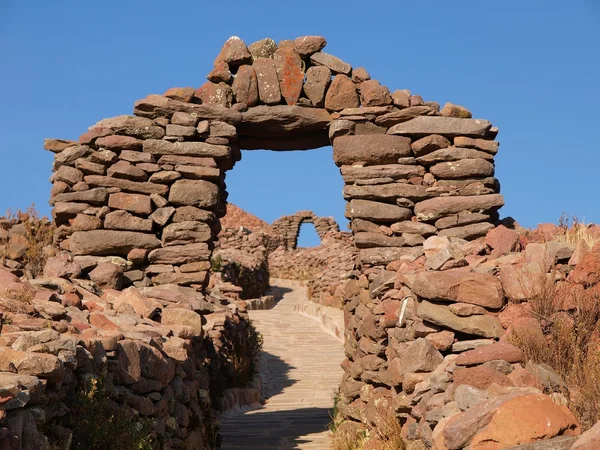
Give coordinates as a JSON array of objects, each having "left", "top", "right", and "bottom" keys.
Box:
[
  {"left": 0, "top": 262, "right": 258, "bottom": 449},
  {"left": 271, "top": 210, "right": 339, "bottom": 250},
  {"left": 40, "top": 35, "right": 520, "bottom": 448}
]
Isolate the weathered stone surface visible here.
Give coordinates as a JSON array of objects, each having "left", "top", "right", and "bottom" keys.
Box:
[
  {"left": 388, "top": 116, "right": 492, "bottom": 137},
  {"left": 51, "top": 187, "right": 108, "bottom": 205},
  {"left": 325, "top": 75, "right": 359, "bottom": 111},
  {"left": 349, "top": 199, "right": 412, "bottom": 223},
  {"left": 441, "top": 103, "right": 472, "bottom": 118},
  {"left": 454, "top": 136, "right": 499, "bottom": 155},
  {"left": 44, "top": 138, "right": 77, "bottom": 153},
  {"left": 91, "top": 115, "right": 165, "bottom": 140},
  {"left": 415, "top": 194, "right": 504, "bottom": 221},
  {"left": 310, "top": 52, "right": 352, "bottom": 75},
  {"left": 161, "top": 308, "right": 203, "bottom": 337},
  {"left": 455, "top": 342, "right": 523, "bottom": 366},
  {"left": 273, "top": 41, "right": 304, "bottom": 106},
  {"left": 248, "top": 38, "right": 277, "bottom": 58},
  {"left": 430, "top": 159, "right": 495, "bottom": 179},
  {"left": 375, "top": 106, "right": 433, "bottom": 127},
  {"left": 391, "top": 221, "right": 437, "bottom": 236},
  {"left": 163, "top": 87, "right": 195, "bottom": 102},
  {"left": 0, "top": 348, "right": 63, "bottom": 378},
  {"left": 108, "top": 193, "right": 152, "bottom": 215},
  {"left": 293, "top": 35, "right": 327, "bottom": 56},
  {"left": 359, "top": 246, "right": 423, "bottom": 265},
  {"left": 571, "top": 420, "right": 600, "bottom": 450},
  {"left": 216, "top": 36, "right": 252, "bottom": 66},
  {"left": 133, "top": 95, "right": 242, "bottom": 125},
  {"left": 143, "top": 139, "right": 230, "bottom": 159},
  {"left": 504, "top": 436, "right": 579, "bottom": 450},
  {"left": 253, "top": 57, "right": 282, "bottom": 105},
  {"left": 439, "top": 222, "right": 495, "bottom": 240},
  {"left": 89, "top": 262, "right": 123, "bottom": 289},
  {"left": 354, "top": 232, "right": 405, "bottom": 248},
  {"left": 341, "top": 164, "right": 424, "bottom": 183},
  {"left": 84, "top": 175, "right": 169, "bottom": 196},
  {"left": 168, "top": 180, "right": 219, "bottom": 208},
  {"left": 232, "top": 65, "right": 259, "bottom": 107},
  {"left": 195, "top": 81, "right": 233, "bottom": 108},
  {"left": 416, "top": 147, "right": 494, "bottom": 165},
  {"left": 104, "top": 210, "right": 153, "bottom": 232},
  {"left": 333, "top": 134, "right": 411, "bottom": 166},
  {"left": 239, "top": 105, "right": 332, "bottom": 138},
  {"left": 411, "top": 270, "right": 504, "bottom": 309},
  {"left": 303, "top": 66, "right": 331, "bottom": 107},
  {"left": 107, "top": 161, "right": 148, "bottom": 181},
  {"left": 148, "top": 243, "right": 211, "bottom": 264},
  {"left": 344, "top": 183, "right": 433, "bottom": 202},
  {"left": 360, "top": 80, "right": 392, "bottom": 107},
  {"left": 435, "top": 212, "right": 491, "bottom": 229},
  {"left": 207, "top": 60, "right": 232, "bottom": 84},
  {"left": 418, "top": 301, "right": 503, "bottom": 338},
  {"left": 70, "top": 231, "right": 161, "bottom": 256},
  {"left": 468, "top": 394, "right": 580, "bottom": 450},
  {"left": 53, "top": 165, "right": 84, "bottom": 185},
  {"left": 96, "top": 135, "right": 142, "bottom": 151},
  {"left": 162, "top": 221, "right": 212, "bottom": 246}
]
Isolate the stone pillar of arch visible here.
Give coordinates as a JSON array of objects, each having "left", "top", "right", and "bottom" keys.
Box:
[{"left": 45, "top": 35, "right": 504, "bottom": 433}]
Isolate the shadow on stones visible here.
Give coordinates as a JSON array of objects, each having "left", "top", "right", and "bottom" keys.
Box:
[{"left": 220, "top": 407, "right": 334, "bottom": 450}]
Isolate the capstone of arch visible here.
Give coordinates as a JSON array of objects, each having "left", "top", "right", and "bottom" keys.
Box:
[
  {"left": 271, "top": 210, "right": 340, "bottom": 250},
  {"left": 44, "top": 34, "right": 505, "bottom": 441}
]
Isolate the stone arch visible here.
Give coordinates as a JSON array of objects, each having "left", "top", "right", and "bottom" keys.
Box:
[
  {"left": 271, "top": 210, "right": 340, "bottom": 250},
  {"left": 45, "top": 35, "right": 504, "bottom": 431}
]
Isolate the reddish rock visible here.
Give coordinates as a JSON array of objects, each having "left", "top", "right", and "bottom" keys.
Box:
[
  {"left": 455, "top": 342, "right": 523, "bottom": 366},
  {"left": 195, "top": 81, "right": 233, "bottom": 108},
  {"left": 43, "top": 253, "right": 82, "bottom": 279},
  {"left": 440, "top": 102, "right": 472, "bottom": 118},
  {"left": 469, "top": 394, "right": 580, "bottom": 449},
  {"left": 453, "top": 365, "right": 514, "bottom": 390},
  {"left": 231, "top": 65, "right": 259, "bottom": 107},
  {"left": 310, "top": 52, "right": 352, "bottom": 75},
  {"left": 253, "top": 58, "right": 282, "bottom": 105},
  {"left": 215, "top": 36, "right": 252, "bottom": 66},
  {"left": 486, "top": 225, "right": 520, "bottom": 257},
  {"left": 411, "top": 270, "right": 505, "bottom": 309},
  {"left": 303, "top": 66, "right": 331, "bottom": 107},
  {"left": 96, "top": 135, "right": 142, "bottom": 151},
  {"left": 352, "top": 67, "right": 371, "bottom": 83},
  {"left": 69, "top": 230, "right": 161, "bottom": 256},
  {"left": 108, "top": 192, "right": 152, "bottom": 215},
  {"left": 569, "top": 244, "right": 600, "bottom": 286},
  {"left": 293, "top": 35, "right": 327, "bottom": 56},
  {"left": 274, "top": 41, "right": 304, "bottom": 105},
  {"left": 333, "top": 134, "right": 411, "bottom": 166},
  {"left": 425, "top": 330, "right": 455, "bottom": 351},
  {"left": 325, "top": 75, "right": 359, "bottom": 111},
  {"left": 207, "top": 60, "right": 232, "bottom": 84},
  {"left": 359, "top": 80, "right": 392, "bottom": 107},
  {"left": 415, "top": 194, "right": 504, "bottom": 222},
  {"left": 89, "top": 262, "right": 123, "bottom": 289},
  {"left": 571, "top": 420, "right": 600, "bottom": 449},
  {"left": 163, "top": 87, "right": 196, "bottom": 102},
  {"left": 497, "top": 302, "right": 532, "bottom": 329}
]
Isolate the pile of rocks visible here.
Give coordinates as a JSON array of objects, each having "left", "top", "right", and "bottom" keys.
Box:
[
  {"left": 271, "top": 211, "right": 339, "bottom": 250},
  {"left": 0, "top": 255, "right": 257, "bottom": 449},
  {"left": 337, "top": 222, "right": 600, "bottom": 449},
  {"left": 269, "top": 231, "right": 357, "bottom": 308}
]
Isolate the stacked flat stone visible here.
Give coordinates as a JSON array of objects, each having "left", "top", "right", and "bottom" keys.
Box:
[
  {"left": 271, "top": 210, "right": 340, "bottom": 250},
  {"left": 44, "top": 110, "right": 238, "bottom": 289}
]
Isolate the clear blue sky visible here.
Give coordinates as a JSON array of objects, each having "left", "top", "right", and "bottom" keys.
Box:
[{"left": 1, "top": 1, "right": 599, "bottom": 247}]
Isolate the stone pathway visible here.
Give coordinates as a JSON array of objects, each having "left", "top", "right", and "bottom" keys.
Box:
[{"left": 220, "top": 282, "right": 345, "bottom": 450}]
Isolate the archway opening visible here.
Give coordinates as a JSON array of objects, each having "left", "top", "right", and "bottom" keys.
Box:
[{"left": 297, "top": 221, "right": 320, "bottom": 248}]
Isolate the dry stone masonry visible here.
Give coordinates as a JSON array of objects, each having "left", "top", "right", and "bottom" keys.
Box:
[
  {"left": 37, "top": 35, "right": 599, "bottom": 449},
  {"left": 271, "top": 211, "right": 339, "bottom": 250}
]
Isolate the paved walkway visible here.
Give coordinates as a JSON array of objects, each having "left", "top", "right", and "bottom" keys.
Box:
[{"left": 220, "top": 282, "right": 345, "bottom": 450}]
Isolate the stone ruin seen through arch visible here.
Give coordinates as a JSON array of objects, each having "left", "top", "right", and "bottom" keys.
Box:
[
  {"left": 27, "top": 35, "right": 589, "bottom": 450},
  {"left": 271, "top": 211, "right": 340, "bottom": 250}
]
